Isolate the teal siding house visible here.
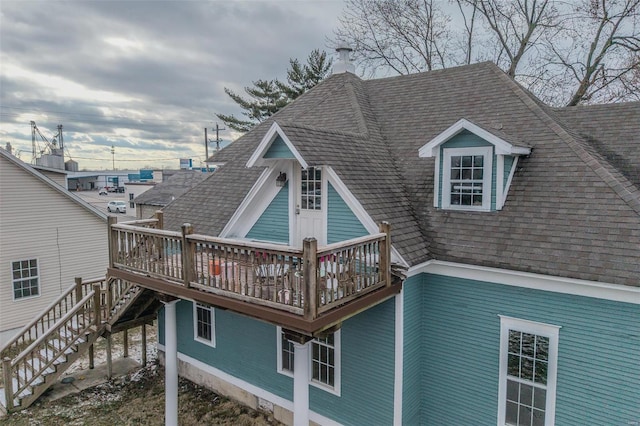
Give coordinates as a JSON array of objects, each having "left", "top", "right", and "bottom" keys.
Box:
[{"left": 148, "top": 57, "right": 639, "bottom": 425}]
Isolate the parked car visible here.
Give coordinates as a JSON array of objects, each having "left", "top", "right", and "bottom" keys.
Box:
[
  {"left": 107, "top": 201, "right": 126, "bottom": 213},
  {"left": 99, "top": 189, "right": 108, "bottom": 195}
]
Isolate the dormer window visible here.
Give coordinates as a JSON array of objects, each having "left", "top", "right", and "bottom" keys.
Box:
[
  {"left": 443, "top": 147, "right": 492, "bottom": 210},
  {"left": 419, "top": 119, "right": 531, "bottom": 212}
]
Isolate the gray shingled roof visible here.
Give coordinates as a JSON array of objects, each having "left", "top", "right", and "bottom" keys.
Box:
[
  {"left": 163, "top": 62, "right": 640, "bottom": 287},
  {"left": 134, "top": 170, "right": 210, "bottom": 207}
]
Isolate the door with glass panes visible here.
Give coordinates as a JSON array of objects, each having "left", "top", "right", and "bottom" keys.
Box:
[{"left": 295, "top": 166, "right": 325, "bottom": 246}]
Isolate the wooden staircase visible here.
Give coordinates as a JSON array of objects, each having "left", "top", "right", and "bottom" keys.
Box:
[{"left": 0, "top": 276, "right": 152, "bottom": 414}]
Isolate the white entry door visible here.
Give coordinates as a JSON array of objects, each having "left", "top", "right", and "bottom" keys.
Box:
[{"left": 295, "top": 166, "right": 325, "bottom": 246}]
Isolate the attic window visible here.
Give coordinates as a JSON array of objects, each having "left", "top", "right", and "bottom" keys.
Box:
[
  {"left": 418, "top": 119, "right": 531, "bottom": 212},
  {"left": 443, "top": 147, "right": 492, "bottom": 210}
]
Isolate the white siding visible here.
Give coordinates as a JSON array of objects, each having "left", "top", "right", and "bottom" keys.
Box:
[{"left": 0, "top": 156, "right": 109, "bottom": 339}]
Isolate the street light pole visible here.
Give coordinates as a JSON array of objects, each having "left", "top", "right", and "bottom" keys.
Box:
[{"left": 111, "top": 145, "right": 115, "bottom": 170}]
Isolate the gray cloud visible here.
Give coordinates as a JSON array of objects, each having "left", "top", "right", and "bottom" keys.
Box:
[{"left": 0, "top": 0, "right": 344, "bottom": 169}]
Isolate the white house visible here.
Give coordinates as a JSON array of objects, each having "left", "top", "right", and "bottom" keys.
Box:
[{"left": 0, "top": 149, "right": 109, "bottom": 345}]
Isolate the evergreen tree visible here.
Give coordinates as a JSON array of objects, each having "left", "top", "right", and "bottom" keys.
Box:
[
  {"left": 217, "top": 50, "right": 333, "bottom": 133},
  {"left": 277, "top": 49, "right": 333, "bottom": 100}
]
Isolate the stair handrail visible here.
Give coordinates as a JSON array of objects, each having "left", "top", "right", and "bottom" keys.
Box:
[
  {"left": 103, "top": 278, "right": 137, "bottom": 321},
  {"left": 4, "top": 291, "right": 98, "bottom": 409},
  {"left": 0, "top": 277, "right": 105, "bottom": 358}
]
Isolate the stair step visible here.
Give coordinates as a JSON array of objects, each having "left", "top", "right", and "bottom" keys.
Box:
[
  {"left": 16, "top": 366, "right": 45, "bottom": 387},
  {"left": 39, "top": 347, "right": 67, "bottom": 366},
  {"left": 26, "top": 356, "right": 56, "bottom": 376}
]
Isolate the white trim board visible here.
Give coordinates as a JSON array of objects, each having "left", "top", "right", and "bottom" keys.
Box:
[
  {"left": 157, "top": 344, "right": 342, "bottom": 426},
  {"left": 408, "top": 260, "right": 640, "bottom": 304},
  {"left": 393, "top": 292, "right": 403, "bottom": 426},
  {"left": 246, "top": 122, "right": 308, "bottom": 169},
  {"left": 418, "top": 118, "right": 531, "bottom": 157},
  {"left": 325, "top": 167, "right": 409, "bottom": 268}
]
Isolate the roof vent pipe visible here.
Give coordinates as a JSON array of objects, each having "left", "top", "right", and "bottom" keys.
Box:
[{"left": 333, "top": 45, "right": 355, "bottom": 74}]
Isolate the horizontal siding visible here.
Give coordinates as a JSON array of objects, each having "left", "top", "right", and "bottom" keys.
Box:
[
  {"left": 310, "top": 298, "right": 396, "bottom": 425},
  {"left": 420, "top": 273, "right": 640, "bottom": 425},
  {"left": 246, "top": 183, "right": 289, "bottom": 243},
  {"left": 0, "top": 157, "right": 108, "bottom": 334},
  {"left": 160, "top": 298, "right": 397, "bottom": 425},
  {"left": 264, "top": 135, "right": 295, "bottom": 158},
  {"left": 327, "top": 183, "right": 368, "bottom": 244}
]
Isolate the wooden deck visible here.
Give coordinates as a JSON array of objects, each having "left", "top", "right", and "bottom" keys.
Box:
[{"left": 107, "top": 215, "right": 401, "bottom": 335}]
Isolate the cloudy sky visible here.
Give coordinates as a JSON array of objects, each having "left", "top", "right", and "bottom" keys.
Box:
[{"left": 0, "top": 0, "right": 345, "bottom": 170}]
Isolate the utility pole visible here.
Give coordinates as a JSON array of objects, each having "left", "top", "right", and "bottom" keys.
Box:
[
  {"left": 214, "top": 123, "right": 225, "bottom": 152},
  {"left": 204, "top": 127, "right": 209, "bottom": 162},
  {"left": 111, "top": 145, "right": 115, "bottom": 170},
  {"left": 204, "top": 123, "right": 225, "bottom": 171}
]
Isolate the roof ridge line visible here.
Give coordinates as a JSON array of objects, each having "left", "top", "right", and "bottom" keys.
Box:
[
  {"left": 344, "top": 81, "right": 369, "bottom": 136},
  {"left": 0, "top": 149, "right": 108, "bottom": 220},
  {"left": 278, "top": 122, "right": 367, "bottom": 138},
  {"left": 487, "top": 65, "right": 640, "bottom": 216}
]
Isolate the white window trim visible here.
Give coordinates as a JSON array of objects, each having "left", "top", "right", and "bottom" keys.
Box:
[
  {"left": 309, "top": 329, "right": 341, "bottom": 396},
  {"left": 11, "top": 258, "right": 41, "bottom": 301},
  {"left": 497, "top": 316, "right": 560, "bottom": 426},
  {"left": 193, "top": 303, "right": 216, "bottom": 347},
  {"left": 276, "top": 327, "right": 341, "bottom": 396},
  {"left": 276, "top": 326, "right": 294, "bottom": 378},
  {"left": 442, "top": 146, "right": 493, "bottom": 211}
]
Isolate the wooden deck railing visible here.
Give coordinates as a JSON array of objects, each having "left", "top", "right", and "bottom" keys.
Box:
[{"left": 109, "top": 216, "right": 392, "bottom": 320}]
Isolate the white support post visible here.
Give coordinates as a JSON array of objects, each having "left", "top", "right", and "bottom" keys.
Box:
[
  {"left": 163, "top": 300, "right": 179, "bottom": 426},
  {"left": 293, "top": 340, "right": 311, "bottom": 426}
]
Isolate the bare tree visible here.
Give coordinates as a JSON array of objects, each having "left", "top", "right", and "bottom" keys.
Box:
[
  {"left": 333, "top": 0, "right": 639, "bottom": 105},
  {"left": 464, "top": 0, "right": 558, "bottom": 77},
  {"left": 544, "top": 0, "right": 640, "bottom": 106},
  {"left": 334, "top": 0, "right": 456, "bottom": 76}
]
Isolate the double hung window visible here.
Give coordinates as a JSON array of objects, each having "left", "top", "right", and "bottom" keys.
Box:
[
  {"left": 442, "top": 147, "right": 492, "bottom": 210},
  {"left": 277, "top": 327, "right": 340, "bottom": 394},
  {"left": 498, "top": 316, "right": 559, "bottom": 426}
]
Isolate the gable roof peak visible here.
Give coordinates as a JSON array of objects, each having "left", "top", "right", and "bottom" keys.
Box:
[{"left": 418, "top": 118, "right": 531, "bottom": 157}]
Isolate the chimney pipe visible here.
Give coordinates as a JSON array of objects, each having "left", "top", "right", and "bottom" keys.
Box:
[{"left": 333, "top": 45, "right": 355, "bottom": 74}]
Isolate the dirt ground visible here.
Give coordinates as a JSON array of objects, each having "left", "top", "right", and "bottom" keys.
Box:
[
  {"left": 0, "top": 362, "right": 282, "bottom": 426},
  {"left": 0, "top": 325, "right": 283, "bottom": 425}
]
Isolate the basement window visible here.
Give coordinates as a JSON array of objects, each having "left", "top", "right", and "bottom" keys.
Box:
[{"left": 193, "top": 303, "right": 215, "bottom": 347}]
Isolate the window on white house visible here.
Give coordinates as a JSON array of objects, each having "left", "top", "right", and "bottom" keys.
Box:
[
  {"left": 193, "top": 303, "right": 215, "bottom": 347},
  {"left": 442, "top": 147, "right": 492, "bottom": 211},
  {"left": 12, "top": 259, "right": 39, "bottom": 299},
  {"left": 277, "top": 327, "right": 340, "bottom": 394},
  {"left": 498, "top": 316, "right": 560, "bottom": 426},
  {"left": 301, "top": 167, "right": 322, "bottom": 210}
]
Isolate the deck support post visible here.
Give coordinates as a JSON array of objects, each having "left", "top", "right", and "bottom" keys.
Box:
[
  {"left": 141, "top": 323, "right": 147, "bottom": 366},
  {"left": 89, "top": 344, "right": 95, "bottom": 369},
  {"left": 3, "top": 357, "right": 13, "bottom": 411},
  {"left": 123, "top": 329, "right": 129, "bottom": 358},
  {"left": 106, "top": 333, "right": 113, "bottom": 379},
  {"left": 163, "top": 300, "right": 179, "bottom": 426},
  {"left": 181, "top": 223, "right": 194, "bottom": 288},
  {"left": 155, "top": 210, "right": 164, "bottom": 229},
  {"left": 379, "top": 222, "right": 392, "bottom": 288},
  {"left": 74, "top": 277, "right": 83, "bottom": 304},
  {"left": 107, "top": 216, "right": 118, "bottom": 268},
  {"left": 302, "top": 238, "right": 318, "bottom": 321},
  {"left": 293, "top": 340, "right": 311, "bottom": 426}
]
